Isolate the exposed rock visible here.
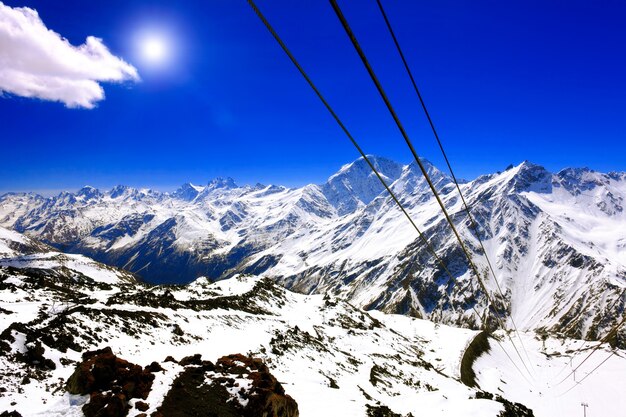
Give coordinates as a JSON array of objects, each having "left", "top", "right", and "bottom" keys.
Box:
[
  {"left": 365, "top": 404, "right": 403, "bottom": 417},
  {"left": 217, "top": 354, "right": 298, "bottom": 417},
  {"left": 64, "top": 349, "right": 298, "bottom": 417},
  {"left": 154, "top": 353, "right": 298, "bottom": 417},
  {"left": 0, "top": 412, "right": 23, "bottom": 417},
  {"left": 83, "top": 392, "right": 127, "bottom": 417},
  {"left": 460, "top": 331, "right": 491, "bottom": 388},
  {"left": 476, "top": 391, "right": 534, "bottom": 417},
  {"left": 178, "top": 353, "right": 204, "bottom": 366},
  {"left": 66, "top": 347, "right": 155, "bottom": 417},
  {"left": 135, "top": 401, "right": 149, "bottom": 412},
  {"left": 145, "top": 361, "right": 163, "bottom": 373},
  {"left": 22, "top": 340, "right": 55, "bottom": 371}
]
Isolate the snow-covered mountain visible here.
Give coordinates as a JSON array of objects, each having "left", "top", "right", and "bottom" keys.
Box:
[
  {"left": 1, "top": 157, "right": 625, "bottom": 345},
  {"left": 2, "top": 227, "right": 624, "bottom": 417}
]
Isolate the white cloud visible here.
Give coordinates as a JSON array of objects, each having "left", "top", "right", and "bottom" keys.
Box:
[{"left": 0, "top": 2, "right": 139, "bottom": 108}]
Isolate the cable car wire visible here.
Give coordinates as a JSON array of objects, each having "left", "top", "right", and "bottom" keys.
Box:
[
  {"left": 246, "top": 0, "right": 535, "bottom": 384},
  {"left": 373, "top": 0, "right": 535, "bottom": 369},
  {"left": 329, "top": 0, "right": 535, "bottom": 379}
]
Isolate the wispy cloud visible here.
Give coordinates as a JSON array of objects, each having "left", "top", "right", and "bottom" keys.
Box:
[{"left": 0, "top": 2, "right": 139, "bottom": 108}]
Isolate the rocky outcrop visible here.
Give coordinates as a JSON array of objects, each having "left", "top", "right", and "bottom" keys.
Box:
[
  {"left": 218, "top": 353, "right": 299, "bottom": 417},
  {"left": 154, "top": 353, "right": 299, "bottom": 417},
  {"left": 66, "top": 347, "right": 155, "bottom": 417},
  {"left": 65, "top": 349, "right": 298, "bottom": 417},
  {"left": 475, "top": 391, "right": 534, "bottom": 417}
]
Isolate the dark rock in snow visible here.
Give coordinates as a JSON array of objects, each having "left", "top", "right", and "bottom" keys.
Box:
[
  {"left": 66, "top": 347, "right": 155, "bottom": 417},
  {"left": 476, "top": 391, "right": 535, "bottom": 417},
  {"left": 154, "top": 353, "right": 299, "bottom": 417}
]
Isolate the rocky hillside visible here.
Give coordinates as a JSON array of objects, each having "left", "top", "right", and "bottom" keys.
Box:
[
  {"left": 62, "top": 347, "right": 298, "bottom": 417},
  {"left": 0, "top": 227, "right": 532, "bottom": 416},
  {"left": 1, "top": 228, "right": 625, "bottom": 416},
  {"left": 1, "top": 158, "right": 625, "bottom": 345}
]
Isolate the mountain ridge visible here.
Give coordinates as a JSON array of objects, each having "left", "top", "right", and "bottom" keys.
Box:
[{"left": 1, "top": 157, "right": 625, "bottom": 346}]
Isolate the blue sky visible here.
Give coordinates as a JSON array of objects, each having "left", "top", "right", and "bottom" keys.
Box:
[{"left": 1, "top": 0, "right": 625, "bottom": 194}]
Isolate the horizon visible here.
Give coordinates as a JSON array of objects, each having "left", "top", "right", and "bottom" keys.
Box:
[
  {"left": 0, "top": 156, "right": 620, "bottom": 197},
  {"left": 1, "top": 1, "right": 625, "bottom": 194}
]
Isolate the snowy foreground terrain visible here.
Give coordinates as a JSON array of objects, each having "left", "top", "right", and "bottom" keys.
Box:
[
  {"left": 1, "top": 228, "right": 624, "bottom": 416},
  {"left": 1, "top": 158, "right": 625, "bottom": 347}
]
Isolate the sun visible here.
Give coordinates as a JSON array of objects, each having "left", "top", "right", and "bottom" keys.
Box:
[
  {"left": 131, "top": 21, "right": 183, "bottom": 73},
  {"left": 140, "top": 35, "right": 168, "bottom": 65},
  {"left": 142, "top": 37, "right": 167, "bottom": 62}
]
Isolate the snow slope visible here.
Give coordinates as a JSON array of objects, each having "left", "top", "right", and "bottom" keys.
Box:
[
  {"left": 474, "top": 332, "right": 626, "bottom": 417},
  {"left": 1, "top": 226, "right": 624, "bottom": 417},
  {"left": 0, "top": 238, "right": 509, "bottom": 416}
]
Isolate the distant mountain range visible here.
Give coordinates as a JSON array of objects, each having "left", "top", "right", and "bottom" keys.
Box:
[{"left": 1, "top": 157, "right": 625, "bottom": 344}]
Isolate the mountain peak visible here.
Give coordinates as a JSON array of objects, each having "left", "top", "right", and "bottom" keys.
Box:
[
  {"left": 207, "top": 177, "right": 238, "bottom": 190},
  {"left": 518, "top": 160, "right": 543, "bottom": 170},
  {"left": 401, "top": 157, "right": 451, "bottom": 193},
  {"left": 506, "top": 161, "right": 552, "bottom": 193},
  {"left": 173, "top": 183, "right": 204, "bottom": 201},
  {"left": 109, "top": 185, "right": 132, "bottom": 199},
  {"left": 77, "top": 185, "right": 101, "bottom": 200},
  {"left": 555, "top": 166, "right": 611, "bottom": 195},
  {"left": 405, "top": 157, "right": 441, "bottom": 174},
  {"left": 329, "top": 155, "right": 400, "bottom": 181},
  {"left": 323, "top": 156, "right": 403, "bottom": 215}
]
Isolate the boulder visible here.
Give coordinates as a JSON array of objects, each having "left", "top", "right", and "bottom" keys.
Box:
[
  {"left": 66, "top": 347, "right": 155, "bottom": 417},
  {"left": 154, "top": 353, "right": 298, "bottom": 417}
]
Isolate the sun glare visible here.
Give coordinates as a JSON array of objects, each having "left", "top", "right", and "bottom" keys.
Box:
[
  {"left": 143, "top": 37, "right": 166, "bottom": 61},
  {"left": 141, "top": 35, "right": 168, "bottom": 64}
]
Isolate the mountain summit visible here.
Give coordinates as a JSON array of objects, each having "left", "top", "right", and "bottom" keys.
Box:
[{"left": 322, "top": 156, "right": 404, "bottom": 215}]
